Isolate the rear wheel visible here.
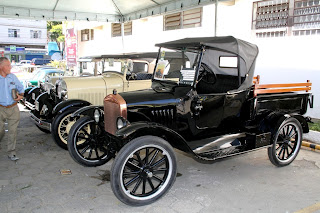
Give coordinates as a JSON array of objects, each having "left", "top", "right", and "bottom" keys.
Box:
[
  {"left": 51, "top": 108, "right": 80, "bottom": 150},
  {"left": 268, "top": 117, "right": 302, "bottom": 167},
  {"left": 111, "top": 136, "right": 177, "bottom": 206},
  {"left": 68, "top": 116, "right": 112, "bottom": 167}
]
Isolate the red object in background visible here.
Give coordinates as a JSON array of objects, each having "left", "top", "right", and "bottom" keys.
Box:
[
  {"left": 0, "top": 51, "right": 4, "bottom": 57},
  {"left": 66, "top": 28, "right": 77, "bottom": 67}
]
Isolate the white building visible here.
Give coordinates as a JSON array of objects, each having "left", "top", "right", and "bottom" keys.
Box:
[{"left": 0, "top": 18, "right": 47, "bottom": 62}]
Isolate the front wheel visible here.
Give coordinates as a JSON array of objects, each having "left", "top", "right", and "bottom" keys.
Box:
[
  {"left": 111, "top": 136, "right": 177, "bottom": 206},
  {"left": 268, "top": 117, "right": 303, "bottom": 167},
  {"left": 51, "top": 108, "right": 80, "bottom": 150},
  {"left": 68, "top": 116, "right": 113, "bottom": 167}
]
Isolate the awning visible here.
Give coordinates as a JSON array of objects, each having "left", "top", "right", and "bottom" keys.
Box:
[{"left": 0, "top": 0, "right": 234, "bottom": 22}]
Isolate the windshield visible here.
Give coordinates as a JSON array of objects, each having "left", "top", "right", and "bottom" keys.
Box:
[
  {"left": 33, "top": 70, "right": 46, "bottom": 80},
  {"left": 153, "top": 49, "right": 200, "bottom": 85}
]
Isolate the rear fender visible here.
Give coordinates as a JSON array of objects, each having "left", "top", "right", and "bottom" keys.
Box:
[
  {"left": 259, "top": 112, "right": 288, "bottom": 136},
  {"left": 52, "top": 99, "right": 91, "bottom": 115},
  {"left": 116, "top": 122, "right": 193, "bottom": 154},
  {"left": 259, "top": 112, "right": 309, "bottom": 140},
  {"left": 291, "top": 114, "right": 309, "bottom": 133}
]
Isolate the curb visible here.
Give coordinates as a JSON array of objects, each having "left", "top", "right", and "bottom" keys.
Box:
[{"left": 302, "top": 141, "right": 320, "bottom": 151}]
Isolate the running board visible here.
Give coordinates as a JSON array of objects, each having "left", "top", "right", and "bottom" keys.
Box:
[{"left": 189, "top": 132, "right": 271, "bottom": 160}]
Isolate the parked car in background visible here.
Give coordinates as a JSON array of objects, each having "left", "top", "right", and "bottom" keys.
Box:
[
  {"left": 19, "top": 60, "right": 32, "bottom": 65},
  {"left": 67, "top": 36, "right": 313, "bottom": 206},
  {"left": 31, "top": 58, "right": 52, "bottom": 65},
  {"left": 24, "top": 68, "right": 64, "bottom": 88},
  {"left": 27, "top": 52, "right": 169, "bottom": 149}
]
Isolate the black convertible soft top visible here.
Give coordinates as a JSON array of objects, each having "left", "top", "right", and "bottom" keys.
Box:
[{"left": 156, "top": 36, "right": 259, "bottom": 90}]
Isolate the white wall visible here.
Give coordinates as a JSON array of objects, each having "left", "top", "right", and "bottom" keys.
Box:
[
  {"left": 0, "top": 18, "right": 47, "bottom": 46},
  {"left": 76, "top": 4, "right": 217, "bottom": 56}
]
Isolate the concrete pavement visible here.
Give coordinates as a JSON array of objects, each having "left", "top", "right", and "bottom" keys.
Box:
[{"left": 1, "top": 110, "right": 320, "bottom": 213}]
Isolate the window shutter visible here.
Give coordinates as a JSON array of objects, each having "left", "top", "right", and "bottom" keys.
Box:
[
  {"left": 124, "top": 22, "right": 132, "bottom": 36},
  {"left": 183, "top": 8, "right": 202, "bottom": 29},
  {"left": 112, "top": 23, "right": 122, "bottom": 37},
  {"left": 164, "top": 12, "right": 181, "bottom": 30}
]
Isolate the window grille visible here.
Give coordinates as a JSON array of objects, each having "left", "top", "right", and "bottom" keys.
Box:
[{"left": 164, "top": 7, "right": 202, "bottom": 31}]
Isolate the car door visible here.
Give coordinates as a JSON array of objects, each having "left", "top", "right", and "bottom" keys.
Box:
[
  {"left": 123, "top": 61, "right": 152, "bottom": 92},
  {"left": 194, "top": 93, "right": 225, "bottom": 129}
]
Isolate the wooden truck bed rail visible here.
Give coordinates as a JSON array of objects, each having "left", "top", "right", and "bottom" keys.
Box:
[{"left": 253, "top": 75, "right": 311, "bottom": 97}]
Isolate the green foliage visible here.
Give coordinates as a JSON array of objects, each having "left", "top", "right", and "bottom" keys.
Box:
[
  {"left": 309, "top": 119, "right": 320, "bottom": 132},
  {"left": 47, "top": 60, "right": 66, "bottom": 71},
  {"left": 49, "top": 24, "right": 65, "bottom": 42},
  {"left": 47, "top": 21, "right": 62, "bottom": 30}
]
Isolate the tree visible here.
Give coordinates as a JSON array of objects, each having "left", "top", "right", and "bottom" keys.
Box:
[
  {"left": 49, "top": 24, "right": 65, "bottom": 43},
  {"left": 47, "top": 21, "right": 65, "bottom": 52}
]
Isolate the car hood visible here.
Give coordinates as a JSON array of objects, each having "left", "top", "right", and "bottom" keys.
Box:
[
  {"left": 120, "top": 84, "right": 192, "bottom": 108},
  {"left": 64, "top": 73, "right": 124, "bottom": 105}
]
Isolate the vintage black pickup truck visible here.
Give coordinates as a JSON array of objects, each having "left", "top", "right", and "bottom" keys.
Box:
[{"left": 67, "top": 36, "right": 313, "bottom": 206}]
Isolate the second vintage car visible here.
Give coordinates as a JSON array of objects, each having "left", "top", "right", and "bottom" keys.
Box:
[{"left": 27, "top": 52, "right": 163, "bottom": 149}]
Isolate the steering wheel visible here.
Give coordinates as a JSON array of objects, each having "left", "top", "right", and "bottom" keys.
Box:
[
  {"left": 127, "top": 72, "right": 137, "bottom": 80},
  {"left": 197, "top": 63, "right": 217, "bottom": 84}
]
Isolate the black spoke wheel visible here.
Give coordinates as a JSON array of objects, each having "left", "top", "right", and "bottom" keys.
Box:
[
  {"left": 111, "top": 136, "right": 177, "bottom": 206},
  {"left": 268, "top": 117, "right": 302, "bottom": 167},
  {"left": 68, "top": 116, "right": 112, "bottom": 167}
]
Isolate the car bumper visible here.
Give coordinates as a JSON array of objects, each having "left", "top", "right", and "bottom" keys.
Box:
[
  {"left": 25, "top": 101, "right": 35, "bottom": 110},
  {"left": 30, "top": 112, "right": 51, "bottom": 131}
]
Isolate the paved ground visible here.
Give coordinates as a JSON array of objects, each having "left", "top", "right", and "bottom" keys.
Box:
[{"left": 1, "top": 109, "right": 320, "bottom": 213}]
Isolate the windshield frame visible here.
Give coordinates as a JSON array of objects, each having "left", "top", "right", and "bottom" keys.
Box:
[{"left": 152, "top": 47, "right": 204, "bottom": 88}]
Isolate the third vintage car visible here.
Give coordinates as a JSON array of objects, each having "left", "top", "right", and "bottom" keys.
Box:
[{"left": 67, "top": 36, "right": 313, "bottom": 206}]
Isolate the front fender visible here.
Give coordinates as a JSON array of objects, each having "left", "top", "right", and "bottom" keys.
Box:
[
  {"left": 71, "top": 105, "right": 104, "bottom": 117},
  {"left": 52, "top": 99, "right": 91, "bottom": 115},
  {"left": 27, "top": 86, "right": 40, "bottom": 95},
  {"left": 116, "top": 121, "right": 193, "bottom": 154}
]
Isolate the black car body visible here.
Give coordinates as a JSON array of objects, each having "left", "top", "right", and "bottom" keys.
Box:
[{"left": 68, "top": 36, "right": 313, "bottom": 206}]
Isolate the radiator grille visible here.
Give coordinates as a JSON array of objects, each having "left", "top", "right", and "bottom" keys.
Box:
[
  {"left": 79, "top": 92, "right": 105, "bottom": 105},
  {"left": 104, "top": 94, "right": 127, "bottom": 135}
]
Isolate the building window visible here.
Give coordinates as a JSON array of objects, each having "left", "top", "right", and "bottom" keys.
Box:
[
  {"left": 8, "top": 29, "right": 20, "bottom": 38},
  {"left": 252, "top": 0, "right": 320, "bottom": 37},
  {"left": 112, "top": 22, "right": 132, "bottom": 37},
  {"left": 30, "top": 30, "right": 41, "bottom": 38},
  {"left": 81, "top": 29, "right": 94, "bottom": 41},
  {"left": 164, "top": 8, "right": 202, "bottom": 31}
]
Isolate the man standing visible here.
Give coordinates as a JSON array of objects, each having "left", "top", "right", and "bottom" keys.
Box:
[{"left": 0, "top": 57, "right": 24, "bottom": 161}]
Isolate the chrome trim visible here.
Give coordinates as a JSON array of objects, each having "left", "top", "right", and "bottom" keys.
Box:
[
  {"left": 25, "top": 101, "right": 35, "bottom": 110},
  {"left": 30, "top": 112, "right": 51, "bottom": 131}
]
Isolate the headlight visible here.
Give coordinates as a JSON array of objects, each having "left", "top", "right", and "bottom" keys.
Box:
[
  {"left": 56, "top": 80, "right": 67, "bottom": 99},
  {"left": 94, "top": 109, "right": 100, "bottom": 123},
  {"left": 44, "top": 83, "right": 54, "bottom": 94},
  {"left": 116, "top": 117, "right": 127, "bottom": 129},
  {"left": 27, "top": 82, "right": 32, "bottom": 87}
]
